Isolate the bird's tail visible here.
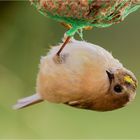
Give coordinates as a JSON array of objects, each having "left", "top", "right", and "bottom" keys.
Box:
[{"left": 13, "top": 93, "right": 43, "bottom": 110}]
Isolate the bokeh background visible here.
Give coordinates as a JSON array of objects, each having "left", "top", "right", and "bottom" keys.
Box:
[{"left": 0, "top": 1, "right": 140, "bottom": 139}]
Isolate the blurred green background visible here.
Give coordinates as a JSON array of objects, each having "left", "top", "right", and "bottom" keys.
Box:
[{"left": 0, "top": 1, "right": 140, "bottom": 139}]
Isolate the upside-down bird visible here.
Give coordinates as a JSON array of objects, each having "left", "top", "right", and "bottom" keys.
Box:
[{"left": 13, "top": 39, "right": 138, "bottom": 111}]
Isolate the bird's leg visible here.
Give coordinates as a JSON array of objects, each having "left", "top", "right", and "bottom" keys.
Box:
[
  {"left": 56, "top": 26, "right": 79, "bottom": 57},
  {"left": 53, "top": 36, "right": 71, "bottom": 64},
  {"left": 53, "top": 24, "right": 78, "bottom": 63},
  {"left": 56, "top": 36, "right": 71, "bottom": 56}
]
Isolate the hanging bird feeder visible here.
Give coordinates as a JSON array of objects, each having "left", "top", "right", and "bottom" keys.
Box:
[{"left": 31, "top": 0, "right": 140, "bottom": 37}]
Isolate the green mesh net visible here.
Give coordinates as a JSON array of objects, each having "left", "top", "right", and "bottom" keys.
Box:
[{"left": 31, "top": 0, "right": 140, "bottom": 37}]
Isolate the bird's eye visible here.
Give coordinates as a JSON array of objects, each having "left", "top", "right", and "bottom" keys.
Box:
[{"left": 114, "top": 84, "right": 123, "bottom": 93}]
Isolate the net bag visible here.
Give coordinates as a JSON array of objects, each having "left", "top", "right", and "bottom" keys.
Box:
[{"left": 31, "top": 0, "right": 140, "bottom": 36}]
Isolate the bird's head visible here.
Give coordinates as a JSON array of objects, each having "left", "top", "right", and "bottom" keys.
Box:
[{"left": 105, "top": 68, "right": 138, "bottom": 110}]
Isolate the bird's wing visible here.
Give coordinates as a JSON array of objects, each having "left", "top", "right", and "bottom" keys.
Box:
[
  {"left": 65, "top": 100, "right": 93, "bottom": 110},
  {"left": 13, "top": 93, "right": 43, "bottom": 110}
]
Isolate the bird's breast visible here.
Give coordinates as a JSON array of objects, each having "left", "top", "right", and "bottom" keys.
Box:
[
  {"left": 36, "top": 40, "right": 117, "bottom": 104},
  {"left": 36, "top": 53, "right": 109, "bottom": 103}
]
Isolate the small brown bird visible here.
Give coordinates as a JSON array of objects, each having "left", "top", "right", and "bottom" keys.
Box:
[{"left": 13, "top": 39, "right": 138, "bottom": 111}]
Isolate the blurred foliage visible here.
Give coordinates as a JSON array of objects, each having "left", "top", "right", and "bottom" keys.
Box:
[{"left": 0, "top": 1, "right": 140, "bottom": 139}]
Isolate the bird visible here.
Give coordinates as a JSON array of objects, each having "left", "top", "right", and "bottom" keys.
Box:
[
  {"left": 13, "top": 39, "right": 138, "bottom": 111},
  {"left": 30, "top": 0, "right": 140, "bottom": 57}
]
